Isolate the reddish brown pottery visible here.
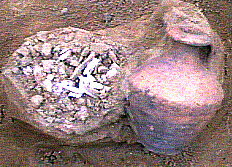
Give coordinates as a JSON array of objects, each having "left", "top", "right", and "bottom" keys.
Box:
[{"left": 127, "top": 42, "right": 224, "bottom": 155}]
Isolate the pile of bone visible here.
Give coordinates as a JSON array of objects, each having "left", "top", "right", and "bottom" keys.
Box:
[{"left": 5, "top": 27, "right": 127, "bottom": 135}]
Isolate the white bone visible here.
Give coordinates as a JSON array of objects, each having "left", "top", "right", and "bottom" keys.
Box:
[
  {"left": 106, "top": 68, "right": 118, "bottom": 78},
  {"left": 42, "top": 79, "right": 53, "bottom": 92},
  {"left": 46, "top": 74, "right": 54, "bottom": 81},
  {"left": 83, "top": 58, "right": 100, "bottom": 75},
  {"left": 68, "top": 92, "right": 83, "bottom": 98},
  {"left": 23, "top": 66, "right": 33, "bottom": 75},
  {"left": 58, "top": 48, "right": 72, "bottom": 61},
  {"left": 70, "top": 51, "right": 95, "bottom": 79},
  {"left": 33, "top": 65, "right": 43, "bottom": 76}
]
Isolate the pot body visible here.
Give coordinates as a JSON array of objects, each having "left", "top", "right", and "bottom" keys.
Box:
[{"left": 127, "top": 44, "right": 224, "bottom": 155}]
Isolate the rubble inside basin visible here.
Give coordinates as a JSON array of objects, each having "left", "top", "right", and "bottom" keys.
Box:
[{"left": 3, "top": 27, "right": 129, "bottom": 137}]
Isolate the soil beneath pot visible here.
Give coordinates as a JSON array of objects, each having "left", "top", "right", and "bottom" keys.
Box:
[{"left": 0, "top": 0, "right": 231, "bottom": 166}]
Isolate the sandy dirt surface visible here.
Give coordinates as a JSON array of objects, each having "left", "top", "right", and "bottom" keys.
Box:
[{"left": 0, "top": 0, "right": 231, "bottom": 166}]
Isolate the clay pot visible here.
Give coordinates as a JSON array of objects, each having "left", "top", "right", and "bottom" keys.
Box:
[
  {"left": 127, "top": 43, "right": 224, "bottom": 154},
  {"left": 125, "top": 1, "right": 224, "bottom": 154}
]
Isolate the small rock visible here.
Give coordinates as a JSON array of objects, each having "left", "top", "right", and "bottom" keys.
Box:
[
  {"left": 75, "top": 106, "right": 89, "bottom": 121},
  {"left": 110, "top": 63, "right": 120, "bottom": 69},
  {"left": 23, "top": 66, "right": 33, "bottom": 75},
  {"left": 103, "top": 85, "right": 111, "bottom": 92},
  {"left": 97, "top": 65, "right": 108, "bottom": 74},
  {"left": 58, "top": 8, "right": 69, "bottom": 16},
  {"left": 46, "top": 74, "right": 54, "bottom": 81},
  {"left": 11, "top": 67, "right": 19, "bottom": 74},
  {"left": 46, "top": 117, "right": 55, "bottom": 123},
  {"left": 66, "top": 104, "right": 75, "bottom": 111},
  {"left": 81, "top": 47, "right": 90, "bottom": 57},
  {"left": 41, "top": 43, "right": 53, "bottom": 56},
  {"left": 16, "top": 47, "right": 30, "bottom": 57},
  {"left": 30, "top": 95, "right": 44, "bottom": 107},
  {"left": 72, "top": 47, "right": 82, "bottom": 54},
  {"left": 102, "top": 13, "right": 113, "bottom": 23},
  {"left": 23, "top": 41, "right": 32, "bottom": 46},
  {"left": 26, "top": 45, "right": 37, "bottom": 56},
  {"left": 64, "top": 33, "right": 75, "bottom": 42},
  {"left": 20, "top": 56, "right": 32, "bottom": 66},
  {"left": 86, "top": 99, "right": 93, "bottom": 107},
  {"left": 108, "top": 50, "right": 118, "bottom": 63},
  {"left": 47, "top": 33, "right": 56, "bottom": 40},
  {"left": 41, "top": 60, "right": 54, "bottom": 72},
  {"left": 36, "top": 31, "right": 49, "bottom": 42},
  {"left": 70, "top": 59, "right": 79, "bottom": 66},
  {"left": 102, "top": 58, "right": 112, "bottom": 67},
  {"left": 58, "top": 66, "right": 66, "bottom": 75},
  {"left": 36, "top": 109, "right": 46, "bottom": 117},
  {"left": 76, "top": 98, "right": 86, "bottom": 105},
  {"left": 90, "top": 43, "right": 110, "bottom": 53}
]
